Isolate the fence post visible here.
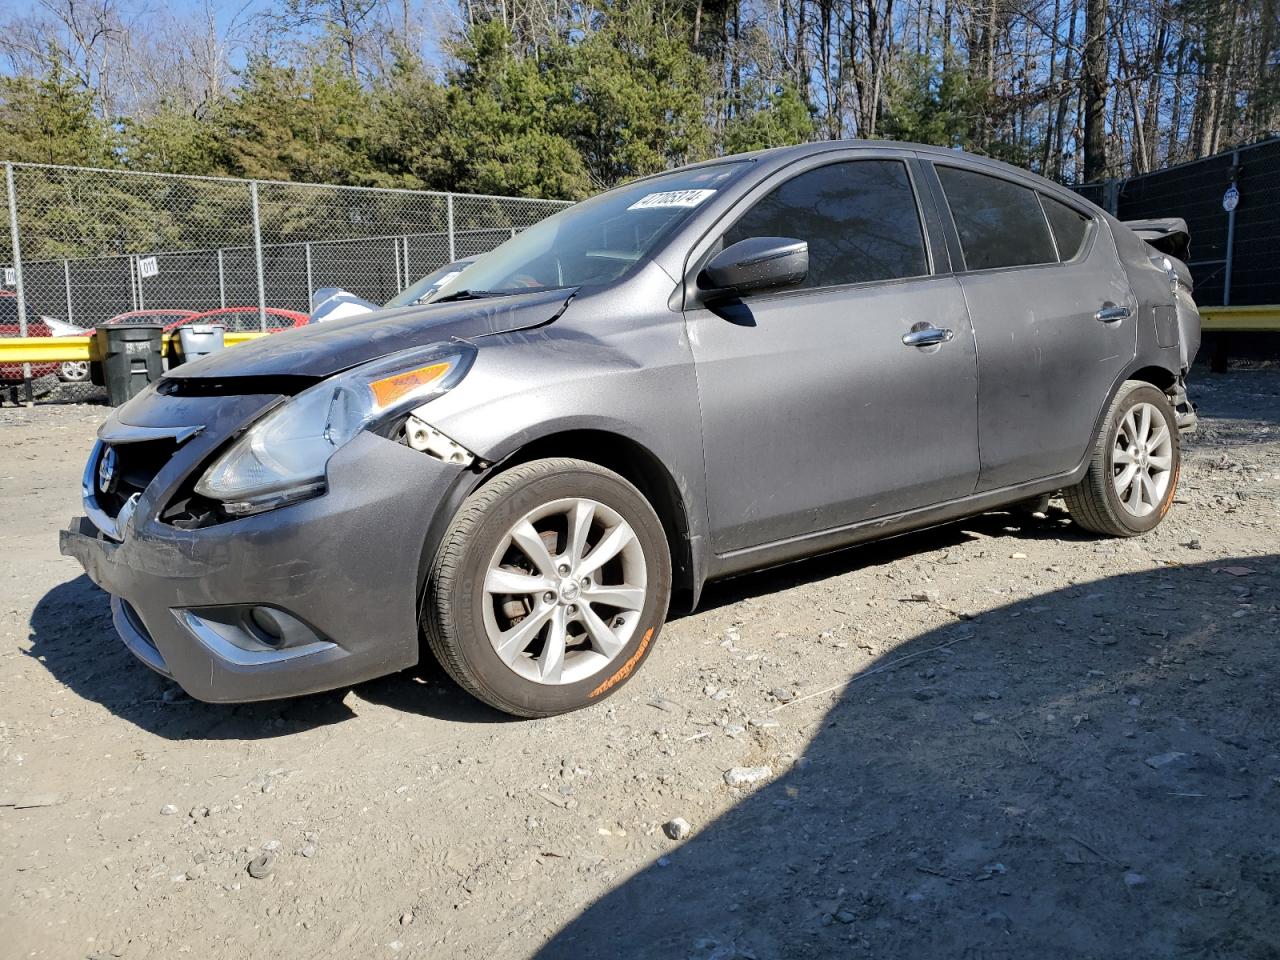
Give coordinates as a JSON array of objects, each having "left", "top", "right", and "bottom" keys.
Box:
[
  {"left": 129, "top": 255, "right": 139, "bottom": 311},
  {"left": 63, "top": 259, "right": 73, "bottom": 324},
  {"left": 250, "top": 180, "right": 267, "bottom": 332},
  {"left": 304, "top": 242, "right": 313, "bottom": 310},
  {"left": 217, "top": 248, "right": 226, "bottom": 308},
  {"left": 5, "top": 162, "right": 32, "bottom": 387},
  {"left": 1223, "top": 149, "right": 1239, "bottom": 307},
  {"left": 447, "top": 194, "right": 456, "bottom": 262}
]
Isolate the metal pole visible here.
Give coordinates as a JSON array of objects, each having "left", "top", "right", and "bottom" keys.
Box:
[
  {"left": 403, "top": 236, "right": 410, "bottom": 281},
  {"left": 129, "top": 255, "right": 138, "bottom": 311},
  {"left": 63, "top": 259, "right": 73, "bottom": 324},
  {"left": 1223, "top": 149, "right": 1238, "bottom": 307},
  {"left": 5, "top": 163, "right": 32, "bottom": 385},
  {"left": 137, "top": 259, "right": 146, "bottom": 310},
  {"left": 447, "top": 194, "right": 456, "bottom": 262},
  {"left": 304, "top": 242, "right": 313, "bottom": 310},
  {"left": 217, "top": 248, "right": 226, "bottom": 308},
  {"left": 250, "top": 181, "right": 267, "bottom": 332}
]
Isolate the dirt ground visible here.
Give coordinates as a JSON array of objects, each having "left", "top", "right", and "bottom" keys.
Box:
[{"left": 1, "top": 368, "right": 1278, "bottom": 960}]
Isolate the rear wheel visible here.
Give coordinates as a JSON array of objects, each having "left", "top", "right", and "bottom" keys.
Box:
[
  {"left": 424, "top": 457, "right": 671, "bottom": 717},
  {"left": 1065, "top": 380, "right": 1180, "bottom": 536}
]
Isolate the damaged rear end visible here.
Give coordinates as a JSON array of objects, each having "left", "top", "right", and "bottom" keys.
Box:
[{"left": 1124, "top": 217, "right": 1201, "bottom": 431}]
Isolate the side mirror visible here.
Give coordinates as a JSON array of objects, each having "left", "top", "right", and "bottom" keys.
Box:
[{"left": 699, "top": 236, "right": 808, "bottom": 299}]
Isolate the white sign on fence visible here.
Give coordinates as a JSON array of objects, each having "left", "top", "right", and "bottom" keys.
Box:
[
  {"left": 137, "top": 256, "right": 159, "bottom": 279},
  {"left": 3, "top": 267, "right": 13, "bottom": 286}
]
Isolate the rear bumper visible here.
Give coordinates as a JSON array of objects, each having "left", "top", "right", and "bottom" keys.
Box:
[{"left": 59, "top": 431, "right": 467, "bottom": 702}]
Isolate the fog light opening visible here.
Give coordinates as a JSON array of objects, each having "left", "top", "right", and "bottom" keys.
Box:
[{"left": 248, "top": 606, "right": 287, "bottom": 647}]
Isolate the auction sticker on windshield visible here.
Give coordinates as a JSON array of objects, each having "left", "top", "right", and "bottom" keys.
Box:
[{"left": 627, "top": 189, "right": 716, "bottom": 210}]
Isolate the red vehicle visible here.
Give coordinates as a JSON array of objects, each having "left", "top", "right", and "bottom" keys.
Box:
[
  {"left": 95, "top": 307, "right": 307, "bottom": 334},
  {"left": 96, "top": 309, "right": 199, "bottom": 332},
  {"left": 0, "top": 292, "right": 59, "bottom": 383},
  {"left": 183, "top": 307, "right": 309, "bottom": 333}
]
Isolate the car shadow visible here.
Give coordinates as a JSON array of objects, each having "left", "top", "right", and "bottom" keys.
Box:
[
  {"left": 26, "top": 575, "right": 360, "bottom": 740},
  {"left": 26, "top": 574, "right": 519, "bottom": 736},
  {"left": 535, "top": 553, "right": 1280, "bottom": 959},
  {"left": 24, "top": 508, "right": 1105, "bottom": 738},
  {"left": 686, "top": 504, "right": 1085, "bottom": 616}
]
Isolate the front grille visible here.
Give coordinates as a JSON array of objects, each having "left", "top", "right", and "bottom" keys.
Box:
[{"left": 94, "top": 439, "right": 179, "bottom": 518}]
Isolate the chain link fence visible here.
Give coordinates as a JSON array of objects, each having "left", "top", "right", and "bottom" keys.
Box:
[{"left": 1, "top": 162, "right": 569, "bottom": 404}]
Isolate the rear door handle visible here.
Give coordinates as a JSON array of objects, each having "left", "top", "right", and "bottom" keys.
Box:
[
  {"left": 1095, "top": 303, "right": 1132, "bottom": 323},
  {"left": 902, "top": 325, "right": 955, "bottom": 347}
]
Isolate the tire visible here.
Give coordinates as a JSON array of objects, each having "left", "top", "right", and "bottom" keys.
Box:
[
  {"left": 1065, "top": 380, "right": 1181, "bottom": 537},
  {"left": 424, "top": 457, "right": 672, "bottom": 718}
]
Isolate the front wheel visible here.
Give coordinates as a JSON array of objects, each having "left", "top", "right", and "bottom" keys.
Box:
[
  {"left": 423, "top": 457, "right": 672, "bottom": 717},
  {"left": 1065, "top": 380, "right": 1181, "bottom": 537}
]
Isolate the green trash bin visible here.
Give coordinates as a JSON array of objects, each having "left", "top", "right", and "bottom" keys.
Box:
[{"left": 101, "top": 323, "right": 164, "bottom": 406}]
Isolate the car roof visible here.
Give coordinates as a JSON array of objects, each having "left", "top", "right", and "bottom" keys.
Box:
[{"left": 659, "top": 139, "right": 1087, "bottom": 206}]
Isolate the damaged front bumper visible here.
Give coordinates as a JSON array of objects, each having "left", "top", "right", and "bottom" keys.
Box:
[{"left": 59, "top": 396, "right": 470, "bottom": 702}]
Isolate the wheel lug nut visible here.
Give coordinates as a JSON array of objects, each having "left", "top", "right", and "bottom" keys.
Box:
[
  {"left": 557, "top": 563, "right": 570, "bottom": 575},
  {"left": 543, "top": 591, "right": 555, "bottom": 604},
  {"left": 581, "top": 576, "right": 591, "bottom": 588},
  {"left": 567, "top": 605, "right": 578, "bottom": 616}
]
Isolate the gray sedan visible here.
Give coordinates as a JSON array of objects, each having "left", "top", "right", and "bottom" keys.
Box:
[{"left": 61, "top": 141, "right": 1201, "bottom": 717}]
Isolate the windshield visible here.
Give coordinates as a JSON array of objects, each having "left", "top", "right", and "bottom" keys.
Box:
[
  {"left": 386, "top": 259, "right": 475, "bottom": 308},
  {"left": 432, "top": 162, "right": 748, "bottom": 300}
]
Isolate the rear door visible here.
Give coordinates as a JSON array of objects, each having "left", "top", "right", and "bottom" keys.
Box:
[
  {"left": 685, "top": 152, "right": 980, "bottom": 554},
  {"left": 926, "top": 162, "right": 1136, "bottom": 490}
]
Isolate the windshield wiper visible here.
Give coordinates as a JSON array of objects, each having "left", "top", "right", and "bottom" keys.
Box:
[{"left": 430, "top": 289, "right": 507, "bottom": 303}]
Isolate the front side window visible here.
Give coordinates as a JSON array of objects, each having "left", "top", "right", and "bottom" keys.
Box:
[
  {"left": 1040, "top": 195, "right": 1093, "bottom": 261},
  {"left": 722, "top": 159, "right": 929, "bottom": 290},
  {"left": 936, "top": 166, "right": 1057, "bottom": 270}
]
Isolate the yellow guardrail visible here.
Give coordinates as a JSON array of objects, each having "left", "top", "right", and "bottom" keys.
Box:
[
  {"left": 1199, "top": 305, "right": 1280, "bottom": 332},
  {"left": 0, "top": 331, "right": 269, "bottom": 363},
  {"left": 1, "top": 308, "right": 1275, "bottom": 367}
]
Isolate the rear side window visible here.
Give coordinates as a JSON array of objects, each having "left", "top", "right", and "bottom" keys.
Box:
[
  {"left": 1040, "top": 195, "right": 1092, "bottom": 260},
  {"left": 723, "top": 160, "right": 928, "bottom": 289},
  {"left": 936, "top": 166, "right": 1057, "bottom": 270}
]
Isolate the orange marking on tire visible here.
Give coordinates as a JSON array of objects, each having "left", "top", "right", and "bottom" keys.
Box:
[{"left": 588, "top": 628, "right": 654, "bottom": 698}]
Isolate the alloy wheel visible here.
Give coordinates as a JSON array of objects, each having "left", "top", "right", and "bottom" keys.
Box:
[
  {"left": 481, "top": 497, "right": 647, "bottom": 685},
  {"left": 1112, "top": 401, "right": 1173, "bottom": 517}
]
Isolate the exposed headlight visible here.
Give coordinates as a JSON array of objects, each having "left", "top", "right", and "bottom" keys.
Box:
[{"left": 195, "top": 343, "right": 474, "bottom": 516}]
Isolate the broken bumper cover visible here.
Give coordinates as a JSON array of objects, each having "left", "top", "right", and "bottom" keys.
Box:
[{"left": 59, "top": 431, "right": 466, "bottom": 702}]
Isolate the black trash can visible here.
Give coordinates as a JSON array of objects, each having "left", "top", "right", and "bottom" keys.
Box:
[{"left": 100, "top": 323, "right": 164, "bottom": 406}]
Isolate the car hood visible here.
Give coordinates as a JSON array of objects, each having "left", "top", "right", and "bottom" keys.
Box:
[{"left": 165, "top": 288, "right": 575, "bottom": 384}]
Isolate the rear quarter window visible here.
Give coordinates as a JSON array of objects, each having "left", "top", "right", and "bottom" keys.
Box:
[
  {"left": 936, "top": 166, "right": 1057, "bottom": 271},
  {"left": 1040, "top": 195, "right": 1093, "bottom": 260}
]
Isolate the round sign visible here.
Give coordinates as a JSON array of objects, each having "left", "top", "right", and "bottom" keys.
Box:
[{"left": 1223, "top": 184, "right": 1240, "bottom": 212}]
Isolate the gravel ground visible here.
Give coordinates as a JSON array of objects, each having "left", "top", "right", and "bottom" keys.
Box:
[{"left": 1, "top": 368, "right": 1278, "bottom": 960}]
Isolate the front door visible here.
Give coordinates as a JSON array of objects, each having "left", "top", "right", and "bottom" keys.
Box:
[{"left": 686, "top": 156, "right": 980, "bottom": 555}]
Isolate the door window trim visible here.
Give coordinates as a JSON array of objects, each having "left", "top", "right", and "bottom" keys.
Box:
[
  {"left": 928, "top": 160, "right": 1099, "bottom": 276},
  {"left": 1036, "top": 190, "right": 1098, "bottom": 264},
  {"left": 681, "top": 151, "right": 940, "bottom": 308}
]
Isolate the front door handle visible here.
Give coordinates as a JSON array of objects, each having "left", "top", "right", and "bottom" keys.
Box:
[
  {"left": 1095, "top": 303, "right": 1132, "bottom": 323},
  {"left": 902, "top": 324, "right": 955, "bottom": 347}
]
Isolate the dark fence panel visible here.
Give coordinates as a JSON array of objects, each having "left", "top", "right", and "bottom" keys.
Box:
[{"left": 1073, "top": 137, "right": 1280, "bottom": 307}]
